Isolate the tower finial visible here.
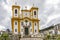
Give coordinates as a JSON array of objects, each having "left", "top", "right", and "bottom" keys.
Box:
[
  {"left": 25, "top": 6, "right": 27, "bottom": 9},
  {"left": 33, "top": 4, "right": 34, "bottom": 7},
  {"left": 14, "top": 0, "right": 18, "bottom": 5},
  {"left": 15, "top": 2, "right": 17, "bottom": 5}
]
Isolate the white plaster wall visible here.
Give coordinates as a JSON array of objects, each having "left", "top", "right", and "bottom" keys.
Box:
[
  {"left": 20, "top": 21, "right": 24, "bottom": 35},
  {"left": 29, "top": 26, "right": 32, "bottom": 35},
  {"left": 58, "top": 31, "right": 60, "bottom": 34},
  {"left": 14, "top": 21, "right": 18, "bottom": 34},
  {"left": 23, "top": 12, "right": 30, "bottom": 18},
  {"left": 31, "top": 11, "right": 32, "bottom": 19},
  {"left": 24, "top": 19, "right": 30, "bottom": 26},
  {"left": 34, "top": 22, "right": 38, "bottom": 35},
  {"left": 20, "top": 14, "right": 22, "bottom": 18},
  {"left": 49, "top": 29, "right": 55, "bottom": 34}
]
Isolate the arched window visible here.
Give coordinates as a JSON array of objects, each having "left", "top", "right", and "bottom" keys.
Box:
[
  {"left": 34, "top": 11, "right": 36, "bottom": 15},
  {"left": 25, "top": 20, "right": 28, "bottom": 26},
  {"left": 29, "top": 22, "right": 31, "bottom": 26},
  {"left": 15, "top": 29, "right": 17, "bottom": 32},
  {"left": 15, "top": 9, "right": 17, "bottom": 16},
  {"left": 15, "top": 21, "right": 17, "bottom": 25},
  {"left": 25, "top": 20, "right": 28, "bottom": 23},
  {"left": 35, "top": 23, "right": 36, "bottom": 26},
  {"left": 35, "top": 30, "right": 37, "bottom": 32},
  {"left": 15, "top": 9, "right": 17, "bottom": 14},
  {"left": 21, "top": 22, "right": 23, "bottom": 26}
]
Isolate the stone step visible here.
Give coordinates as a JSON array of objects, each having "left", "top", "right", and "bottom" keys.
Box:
[
  {"left": 20, "top": 37, "right": 43, "bottom": 40},
  {"left": 23, "top": 35, "right": 31, "bottom": 38}
]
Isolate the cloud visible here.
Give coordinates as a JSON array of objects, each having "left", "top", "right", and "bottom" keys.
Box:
[
  {"left": 48, "top": 14, "right": 60, "bottom": 22},
  {"left": 40, "top": 0, "right": 60, "bottom": 29},
  {"left": 0, "top": 0, "right": 12, "bottom": 30},
  {"left": 0, "top": 0, "right": 60, "bottom": 30},
  {"left": 0, "top": 25, "right": 6, "bottom": 31}
]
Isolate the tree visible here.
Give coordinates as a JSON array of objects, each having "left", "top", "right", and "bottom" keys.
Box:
[{"left": 1, "top": 32, "right": 10, "bottom": 40}]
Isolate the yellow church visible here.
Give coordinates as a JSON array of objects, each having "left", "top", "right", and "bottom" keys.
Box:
[{"left": 11, "top": 4, "right": 40, "bottom": 37}]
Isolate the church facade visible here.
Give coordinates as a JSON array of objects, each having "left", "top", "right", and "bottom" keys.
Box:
[{"left": 11, "top": 5, "right": 40, "bottom": 37}]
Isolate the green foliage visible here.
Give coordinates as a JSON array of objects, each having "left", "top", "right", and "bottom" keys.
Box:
[
  {"left": 44, "top": 34, "right": 60, "bottom": 40},
  {"left": 0, "top": 36, "right": 2, "bottom": 40},
  {"left": 47, "top": 35, "right": 51, "bottom": 39},
  {"left": 57, "top": 35, "right": 60, "bottom": 40},
  {"left": 0, "top": 32, "right": 10, "bottom": 40}
]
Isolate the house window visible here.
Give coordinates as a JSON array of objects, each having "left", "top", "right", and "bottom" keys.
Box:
[
  {"left": 15, "top": 29, "right": 17, "bottom": 32},
  {"left": 49, "top": 31, "right": 52, "bottom": 34},
  {"left": 34, "top": 11, "right": 36, "bottom": 15},
  {"left": 15, "top": 22, "right": 17, "bottom": 25}
]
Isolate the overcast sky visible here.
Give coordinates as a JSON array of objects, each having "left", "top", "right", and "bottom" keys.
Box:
[{"left": 0, "top": 0, "right": 60, "bottom": 30}]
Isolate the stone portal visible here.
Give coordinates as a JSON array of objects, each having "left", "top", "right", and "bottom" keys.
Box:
[{"left": 25, "top": 27, "right": 29, "bottom": 35}]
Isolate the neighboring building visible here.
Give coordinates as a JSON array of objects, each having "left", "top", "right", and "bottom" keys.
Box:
[
  {"left": 55, "top": 24, "right": 60, "bottom": 34},
  {"left": 11, "top": 4, "right": 40, "bottom": 37},
  {"left": 40, "top": 26, "right": 56, "bottom": 36},
  {"left": 39, "top": 24, "right": 60, "bottom": 37}
]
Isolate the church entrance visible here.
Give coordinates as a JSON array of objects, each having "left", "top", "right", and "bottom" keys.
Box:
[{"left": 25, "top": 27, "right": 29, "bottom": 35}]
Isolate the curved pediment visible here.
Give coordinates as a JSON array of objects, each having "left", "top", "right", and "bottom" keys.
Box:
[{"left": 21, "top": 17, "right": 40, "bottom": 21}]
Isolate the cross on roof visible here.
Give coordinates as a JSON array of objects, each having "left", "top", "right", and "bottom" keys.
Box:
[
  {"left": 33, "top": 4, "right": 34, "bottom": 6},
  {"left": 15, "top": 2, "right": 17, "bottom": 5},
  {"left": 25, "top": 6, "right": 27, "bottom": 9}
]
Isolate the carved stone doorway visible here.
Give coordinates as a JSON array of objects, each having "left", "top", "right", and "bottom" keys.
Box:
[{"left": 25, "top": 27, "right": 29, "bottom": 35}]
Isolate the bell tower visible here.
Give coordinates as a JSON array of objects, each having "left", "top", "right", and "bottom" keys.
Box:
[
  {"left": 30, "top": 4, "right": 38, "bottom": 19},
  {"left": 12, "top": 5, "right": 20, "bottom": 18},
  {"left": 11, "top": 5, "right": 20, "bottom": 34}
]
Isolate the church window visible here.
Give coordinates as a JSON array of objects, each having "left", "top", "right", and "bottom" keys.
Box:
[
  {"left": 15, "top": 9, "right": 17, "bottom": 16},
  {"left": 25, "top": 20, "right": 28, "bottom": 23},
  {"left": 35, "top": 30, "right": 37, "bottom": 32},
  {"left": 15, "top": 9, "right": 17, "bottom": 14},
  {"left": 25, "top": 20, "right": 28, "bottom": 26},
  {"left": 21, "top": 22, "right": 23, "bottom": 26},
  {"left": 34, "top": 11, "right": 36, "bottom": 15},
  {"left": 15, "top": 29, "right": 17, "bottom": 32},
  {"left": 21, "top": 29, "right": 23, "bottom": 32},
  {"left": 15, "top": 22, "right": 17, "bottom": 25},
  {"left": 30, "top": 29, "right": 32, "bottom": 32},
  {"left": 29, "top": 22, "right": 31, "bottom": 26},
  {"left": 35, "top": 23, "right": 36, "bottom": 26}
]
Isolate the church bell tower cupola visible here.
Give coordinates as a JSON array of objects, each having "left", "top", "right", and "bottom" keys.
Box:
[
  {"left": 12, "top": 5, "right": 20, "bottom": 18},
  {"left": 30, "top": 4, "right": 38, "bottom": 19}
]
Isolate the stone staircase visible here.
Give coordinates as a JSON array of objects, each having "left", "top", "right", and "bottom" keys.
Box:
[
  {"left": 23, "top": 35, "right": 31, "bottom": 38},
  {"left": 20, "top": 37, "right": 43, "bottom": 40}
]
